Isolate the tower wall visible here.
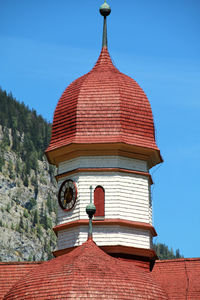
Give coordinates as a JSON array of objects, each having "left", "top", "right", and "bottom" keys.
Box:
[
  {"left": 57, "top": 225, "right": 152, "bottom": 250},
  {"left": 55, "top": 155, "right": 154, "bottom": 252},
  {"left": 58, "top": 156, "right": 147, "bottom": 174}
]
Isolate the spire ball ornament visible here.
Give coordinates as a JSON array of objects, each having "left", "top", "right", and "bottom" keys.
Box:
[
  {"left": 86, "top": 186, "right": 96, "bottom": 239},
  {"left": 86, "top": 202, "right": 96, "bottom": 219},
  {"left": 99, "top": 1, "right": 111, "bottom": 17},
  {"left": 86, "top": 186, "right": 96, "bottom": 218},
  {"left": 100, "top": 1, "right": 111, "bottom": 48}
]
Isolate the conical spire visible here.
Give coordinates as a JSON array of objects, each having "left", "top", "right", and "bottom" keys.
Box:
[{"left": 99, "top": 1, "right": 111, "bottom": 48}]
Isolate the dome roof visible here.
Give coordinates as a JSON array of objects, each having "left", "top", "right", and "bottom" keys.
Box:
[
  {"left": 5, "top": 239, "right": 168, "bottom": 299},
  {"left": 46, "top": 47, "right": 162, "bottom": 167}
]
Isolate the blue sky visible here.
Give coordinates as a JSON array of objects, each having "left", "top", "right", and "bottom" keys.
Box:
[{"left": 0, "top": 0, "right": 200, "bottom": 258}]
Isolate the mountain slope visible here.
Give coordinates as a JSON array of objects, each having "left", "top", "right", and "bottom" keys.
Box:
[{"left": 0, "top": 88, "right": 57, "bottom": 261}]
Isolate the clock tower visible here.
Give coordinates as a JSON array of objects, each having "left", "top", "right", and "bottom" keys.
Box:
[{"left": 45, "top": 1, "right": 162, "bottom": 264}]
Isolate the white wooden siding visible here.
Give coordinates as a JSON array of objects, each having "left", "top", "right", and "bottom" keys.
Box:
[
  {"left": 58, "top": 156, "right": 147, "bottom": 174},
  {"left": 57, "top": 172, "right": 152, "bottom": 224},
  {"left": 57, "top": 225, "right": 151, "bottom": 250},
  {"left": 56, "top": 156, "right": 153, "bottom": 252}
]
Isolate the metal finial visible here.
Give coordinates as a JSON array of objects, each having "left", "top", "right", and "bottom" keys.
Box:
[
  {"left": 99, "top": 1, "right": 111, "bottom": 48},
  {"left": 86, "top": 186, "right": 96, "bottom": 240}
]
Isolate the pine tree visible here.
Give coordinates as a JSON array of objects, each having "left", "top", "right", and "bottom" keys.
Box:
[
  {"left": 41, "top": 252, "right": 45, "bottom": 261},
  {"left": 8, "top": 160, "right": 15, "bottom": 179},
  {"left": 19, "top": 215, "right": 24, "bottom": 230},
  {"left": 176, "top": 249, "right": 181, "bottom": 258},
  {"left": 0, "top": 154, "right": 5, "bottom": 172},
  {"left": 1, "top": 128, "right": 10, "bottom": 149},
  {"left": 23, "top": 175, "right": 29, "bottom": 187},
  {"left": 37, "top": 224, "right": 43, "bottom": 238},
  {"left": 15, "top": 159, "right": 21, "bottom": 174},
  {"left": 28, "top": 254, "right": 33, "bottom": 261},
  {"left": 33, "top": 209, "right": 39, "bottom": 226},
  {"left": 153, "top": 243, "right": 183, "bottom": 260},
  {"left": 23, "top": 209, "right": 29, "bottom": 218},
  {"left": 6, "top": 203, "right": 11, "bottom": 212},
  {"left": 47, "top": 195, "right": 53, "bottom": 214},
  {"left": 25, "top": 197, "right": 37, "bottom": 211}
]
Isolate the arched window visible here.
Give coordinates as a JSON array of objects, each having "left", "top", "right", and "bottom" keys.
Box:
[{"left": 94, "top": 186, "right": 105, "bottom": 218}]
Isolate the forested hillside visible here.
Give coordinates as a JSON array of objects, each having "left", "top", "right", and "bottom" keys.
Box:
[
  {"left": 0, "top": 88, "right": 57, "bottom": 261},
  {"left": 0, "top": 88, "right": 183, "bottom": 261},
  {"left": 0, "top": 88, "right": 52, "bottom": 177},
  {"left": 153, "top": 243, "right": 183, "bottom": 260}
]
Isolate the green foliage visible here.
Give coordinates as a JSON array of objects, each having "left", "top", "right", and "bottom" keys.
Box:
[
  {"left": 34, "top": 185, "right": 39, "bottom": 199},
  {"left": 19, "top": 215, "right": 24, "bottom": 230},
  {"left": 28, "top": 254, "right": 33, "bottom": 261},
  {"left": 47, "top": 251, "right": 53, "bottom": 260},
  {"left": 153, "top": 242, "right": 183, "bottom": 260},
  {"left": 25, "top": 220, "right": 29, "bottom": 233},
  {"left": 23, "top": 209, "right": 29, "bottom": 218},
  {"left": 32, "top": 254, "right": 36, "bottom": 261},
  {"left": 175, "top": 249, "right": 181, "bottom": 258},
  {"left": 49, "top": 230, "right": 57, "bottom": 246},
  {"left": 8, "top": 160, "right": 15, "bottom": 179},
  {"left": 40, "top": 176, "right": 47, "bottom": 185},
  {"left": 31, "top": 175, "right": 37, "bottom": 186},
  {"left": 15, "top": 223, "right": 20, "bottom": 232},
  {"left": 15, "top": 215, "right": 25, "bottom": 233},
  {"left": 15, "top": 159, "right": 22, "bottom": 174},
  {"left": 0, "top": 88, "right": 60, "bottom": 262},
  {"left": 36, "top": 224, "right": 43, "bottom": 238},
  {"left": 33, "top": 209, "right": 39, "bottom": 226},
  {"left": 0, "top": 87, "right": 51, "bottom": 176},
  {"left": 6, "top": 203, "right": 11, "bottom": 213},
  {"left": 41, "top": 211, "right": 52, "bottom": 230},
  {"left": 25, "top": 198, "right": 37, "bottom": 211},
  {"left": 23, "top": 175, "right": 29, "bottom": 187},
  {"left": 12, "top": 192, "right": 21, "bottom": 205},
  {"left": 40, "top": 252, "right": 45, "bottom": 261},
  {"left": 40, "top": 203, "right": 44, "bottom": 219},
  {"left": 1, "top": 128, "right": 10, "bottom": 150},
  {"left": 49, "top": 164, "right": 55, "bottom": 183},
  {"left": 0, "top": 154, "right": 5, "bottom": 172},
  {"left": 44, "top": 239, "right": 53, "bottom": 260},
  {"left": 46, "top": 194, "right": 53, "bottom": 214},
  {"left": 12, "top": 129, "right": 20, "bottom": 153}
]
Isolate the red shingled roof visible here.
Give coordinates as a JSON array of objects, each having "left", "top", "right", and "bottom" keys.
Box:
[
  {"left": 46, "top": 47, "right": 159, "bottom": 153},
  {"left": 4, "top": 239, "right": 167, "bottom": 299},
  {"left": 152, "top": 258, "right": 200, "bottom": 299},
  {"left": 0, "top": 262, "right": 40, "bottom": 300}
]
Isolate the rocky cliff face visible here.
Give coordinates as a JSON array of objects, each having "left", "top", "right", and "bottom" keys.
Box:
[{"left": 0, "top": 125, "right": 58, "bottom": 261}]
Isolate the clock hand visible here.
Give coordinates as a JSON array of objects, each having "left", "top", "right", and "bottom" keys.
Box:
[{"left": 63, "top": 187, "right": 69, "bottom": 206}]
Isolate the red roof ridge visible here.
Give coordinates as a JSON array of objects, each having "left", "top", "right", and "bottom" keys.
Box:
[
  {"left": 156, "top": 257, "right": 200, "bottom": 263},
  {"left": 0, "top": 261, "right": 42, "bottom": 265}
]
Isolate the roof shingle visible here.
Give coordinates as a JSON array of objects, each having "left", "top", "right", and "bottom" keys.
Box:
[
  {"left": 152, "top": 258, "right": 200, "bottom": 299},
  {"left": 4, "top": 240, "right": 168, "bottom": 299},
  {"left": 0, "top": 262, "right": 40, "bottom": 299},
  {"left": 46, "top": 47, "right": 159, "bottom": 157}
]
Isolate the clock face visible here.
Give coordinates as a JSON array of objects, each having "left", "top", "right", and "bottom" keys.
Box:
[{"left": 58, "top": 179, "right": 77, "bottom": 211}]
